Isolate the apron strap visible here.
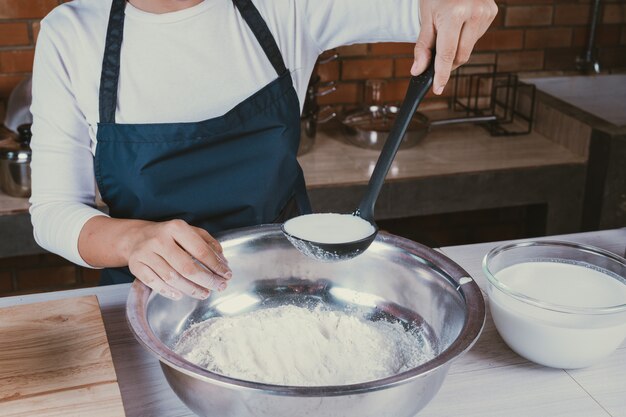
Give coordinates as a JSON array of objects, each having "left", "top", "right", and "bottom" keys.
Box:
[
  {"left": 98, "top": 0, "right": 290, "bottom": 124},
  {"left": 232, "top": 0, "right": 288, "bottom": 77},
  {"left": 99, "top": 0, "right": 126, "bottom": 124}
]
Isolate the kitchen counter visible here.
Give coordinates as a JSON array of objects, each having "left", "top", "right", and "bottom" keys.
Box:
[
  {"left": 306, "top": 79, "right": 626, "bottom": 231},
  {"left": 0, "top": 191, "right": 29, "bottom": 215},
  {"left": 0, "top": 123, "right": 587, "bottom": 257},
  {"left": 522, "top": 74, "right": 626, "bottom": 230},
  {"left": 1, "top": 228, "right": 624, "bottom": 417},
  {"left": 301, "top": 125, "right": 584, "bottom": 188},
  {"left": 303, "top": 124, "right": 586, "bottom": 237}
]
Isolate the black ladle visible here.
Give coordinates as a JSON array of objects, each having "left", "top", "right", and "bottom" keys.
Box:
[{"left": 283, "top": 59, "right": 436, "bottom": 261}]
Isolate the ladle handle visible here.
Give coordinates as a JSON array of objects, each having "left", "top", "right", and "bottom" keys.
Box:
[{"left": 356, "top": 60, "right": 435, "bottom": 222}]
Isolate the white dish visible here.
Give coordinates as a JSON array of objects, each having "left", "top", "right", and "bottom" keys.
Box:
[{"left": 483, "top": 241, "right": 626, "bottom": 369}]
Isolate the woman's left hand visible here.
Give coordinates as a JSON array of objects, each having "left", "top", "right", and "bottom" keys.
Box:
[{"left": 411, "top": 0, "right": 498, "bottom": 95}]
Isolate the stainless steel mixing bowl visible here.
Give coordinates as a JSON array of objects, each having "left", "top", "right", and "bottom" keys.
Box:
[{"left": 127, "top": 225, "right": 485, "bottom": 417}]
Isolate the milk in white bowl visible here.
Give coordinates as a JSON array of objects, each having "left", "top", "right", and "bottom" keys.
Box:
[{"left": 484, "top": 242, "right": 626, "bottom": 369}]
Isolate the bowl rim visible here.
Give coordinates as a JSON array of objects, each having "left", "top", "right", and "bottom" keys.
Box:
[
  {"left": 126, "top": 224, "right": 485, "bottom": 396},
  {"left": 482, "top": 240, "right": 626, "bottom": 315}
]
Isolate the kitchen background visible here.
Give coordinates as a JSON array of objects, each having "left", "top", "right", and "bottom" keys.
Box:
[{"left": 0, "top": 0, "right": 625, "bottom": 296}]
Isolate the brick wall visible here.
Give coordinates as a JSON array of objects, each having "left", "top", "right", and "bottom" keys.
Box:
[
  {"left": 318, "top": 0, "right": 626, "bottom": 107},
  {"left": 1, "top": 0, "right": 626, "bottom": 114},
  {"left": 0, "top": 0, "right": 55, "bottom": 119}
]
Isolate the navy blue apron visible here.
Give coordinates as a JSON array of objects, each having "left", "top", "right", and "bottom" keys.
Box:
[{"left": 95, "top": 0, "right": 311, "bottom": 284}]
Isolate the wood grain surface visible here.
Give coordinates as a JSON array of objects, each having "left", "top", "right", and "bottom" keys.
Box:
[{"left": 0, "top": 295, "right": 125, "bottom": 416}]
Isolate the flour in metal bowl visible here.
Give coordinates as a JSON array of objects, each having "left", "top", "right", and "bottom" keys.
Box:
[{"left": 174, "top": 305, "right": 435, "bottom": 386}]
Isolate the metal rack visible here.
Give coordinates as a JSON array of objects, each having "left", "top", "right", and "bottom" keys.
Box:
[{"left": 451, "top": 63, "right": 537, "bottom": 136}]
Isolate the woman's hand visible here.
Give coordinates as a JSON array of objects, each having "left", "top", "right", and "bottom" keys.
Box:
[
  {"left": 125, "top": 219, "right": 231, "bottom": 300},
  {"left": 79, "top": 216, "right": 231, "bottom": 300},
  {"left": 411, "top": 0, "right": 498, "bottom": 95}
]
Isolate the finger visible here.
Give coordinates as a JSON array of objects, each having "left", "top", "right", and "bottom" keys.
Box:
[
  {"left": 161, "top": 241, "right": 230, "bottom": 291},
  {"left": 192, "top": 260, "right": 230, "bottom": 291},
  {"left": 130, "top": 261, "right": 182, "bottom": 300},
  {"left": 453, "top": 23, "right": 477, "bottom": 70},
  {"left": 412, "top": 16, "right": 435, "bottom": 76},
  {"left": 434, "top": 16, "right": 464, "bottom": 95},
  {"left": 168, "top": 221, "right": 231, "bottom": 278},
  {"left": 193, "top": 226, "right": 224, "bottom": 254},
  {"left": 191, "top": 226, "right": 228, "bottom": 265},
  {"left": 147, "top": 253, "right": 211, "bottom": 299},
  {"left": 476, "top": 1, "right": 500, "bottom": 39},
  {"left": 454, "top": 2, "right": 497, "bottom": 69}
]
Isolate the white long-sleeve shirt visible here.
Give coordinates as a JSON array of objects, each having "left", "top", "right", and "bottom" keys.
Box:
[{"left": 30, "top": 0, "right": 421, "bottom": 267}]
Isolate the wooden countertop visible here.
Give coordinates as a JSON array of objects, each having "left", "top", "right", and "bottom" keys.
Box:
[
  {"left": 0, "top": 124, "right": 585, "bottom": 215},
  {"left": 0, "top": 191, "right": 29, "bottom": 216},
  {"left": 0, "top": 228, "right": 624, "bottom": 417},
  {"left": 0, "top": 296, "right": 126, "bottom": 416},
  {"left": 300, "top": 125, "right": 585, "bottom": 188}
]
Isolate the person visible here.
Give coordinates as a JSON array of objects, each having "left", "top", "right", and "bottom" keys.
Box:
[{"left": 30, "top": 0, "right": 497, "bottom": 300}]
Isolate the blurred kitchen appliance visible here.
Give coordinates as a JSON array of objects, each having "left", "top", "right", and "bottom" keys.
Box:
[
  {"left": 4, "top": 75, "right": 32, "bottom": 132},
  {"left": 1, "top": 76, "right": 33, "bottom": 198},
  {"left": 342, "top": 77, "right": 499, "bottom": 150},
  {"left": 298, "top": 54, "right": 338, "bottom": 155},
  {"left": 0, "top": 123, "right": 32, "bottom": 197},
  {"left": 341, "top": 79, "right": 422, "bottom": 150},
  {"left": 343, "top": 107, "right": 497, "bottom": 150}
]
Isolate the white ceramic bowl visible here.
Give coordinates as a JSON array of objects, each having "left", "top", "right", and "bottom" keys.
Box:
[{"left": 483, "top": 240, "right": 626, "bottom": 369}]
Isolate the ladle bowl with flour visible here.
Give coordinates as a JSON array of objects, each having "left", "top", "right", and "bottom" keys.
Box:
[
  {"left": 127, "top": 224, "right": 485, "bottom": 417},
  {"left": 282, "top": 59, "right": 435, "bottom": 262},
  {"left": 282, "top": 213, "right": 377, "bottom": 261}
]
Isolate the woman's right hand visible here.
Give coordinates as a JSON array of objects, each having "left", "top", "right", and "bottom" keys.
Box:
[
  {"left": 79, "top": 216, "right": 232, "bottom": 301},
  {"left": 124, "top": 219, "right": 232, "bottom": 300}
]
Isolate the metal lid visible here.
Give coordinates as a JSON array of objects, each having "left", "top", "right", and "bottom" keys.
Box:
[
  {"left": 0, "top": 123, "right": 31, "bottom": 162},
  {"left": 4, "top": 75, "right": 32, "bottom": 132},
  {"left": 342, "top": 106, "right": 430, "bottom": 133}
]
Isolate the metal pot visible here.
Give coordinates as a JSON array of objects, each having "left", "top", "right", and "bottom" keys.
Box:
[
  {"left": 298, "top": 54, "right": 339, "bottom": 156},
  {"left": 299, "top": 106, "right": 336, "bottom": 156},
  {"left": 298, "top": 79, "right": 337, "bottom": 156},
  {"left": 0, "top": 124, "right": 31, "bottom": 198},
  {"left": 342, "top": 105, "right": 496, "bottom": 150},
  {"left": 127, "top": 225, "right": 485, "bottom": 417}
]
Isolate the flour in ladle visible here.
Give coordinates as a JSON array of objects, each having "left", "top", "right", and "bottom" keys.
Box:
[
  {"left": 174, "top": 305, "right": 434, "bottom": 386},
  {"left": 284, "top": 213, "right": 375, "bottom": 244}
]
